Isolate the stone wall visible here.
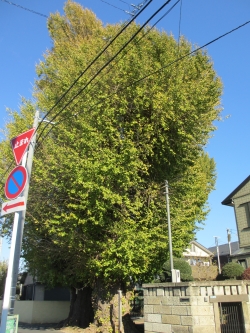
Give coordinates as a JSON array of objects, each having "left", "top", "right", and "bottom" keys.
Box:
[{"left": 143, "top": 280, "right": 250, "bottom": 333}]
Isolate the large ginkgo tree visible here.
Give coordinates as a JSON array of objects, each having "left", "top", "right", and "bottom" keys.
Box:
[{"left": 0, "top": 1, "right": 222, "bottom": 330}]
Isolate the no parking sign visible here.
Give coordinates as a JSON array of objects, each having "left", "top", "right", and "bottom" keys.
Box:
[{"left": 4, "top": 165, "right": 28, "bottom": 200}]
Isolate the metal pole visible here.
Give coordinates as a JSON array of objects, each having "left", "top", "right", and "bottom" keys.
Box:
[
  {"left": 227, "top": 229, "right": 232, "bottom": 256},
  {"left": 10, "top": 111, "right": 39, "bottom": 312},
  {"left": 0, "top": 213, "right": 19, "bottom": 333},
  {"left": 9, "top": 152, "right": 27, "bottom": 314},
  {"left": 165, "top": 180, "right": 174, "bottom": 277},
  {"left": 0, "top": 110, "right": 39, "bottom": 333},
  {"left": 118, "top": 290, "right": 122, "bottom": 333},
  {"left": 11, "top": 110, "right": 39, "bottom": 311},
  {"left": 214, "top": 236, "right": 221, "bottom": 274}
]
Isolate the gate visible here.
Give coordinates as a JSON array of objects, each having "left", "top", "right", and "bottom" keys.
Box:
[
  {"left": 130, "top": 289, "right": 144, "bottom": 318},
  {"left": 219, "top": 302, "right": 245, "bottom": 333}
]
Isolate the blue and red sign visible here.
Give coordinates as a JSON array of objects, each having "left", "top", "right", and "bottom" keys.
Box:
[{"left": 4, "top": 166, "right": 28, "bottom": 200}]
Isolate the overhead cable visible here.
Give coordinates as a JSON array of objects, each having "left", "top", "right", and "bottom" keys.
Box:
[
  {"left": 1, "top": 0, "right": 48, "bottom": 18},
  {"left": 177, "top": 0, "right": 183, "bottom": 49},
  {"left": 100, "top": 0, "right": 127, "bottom": 12},
  {"left": 36, "top": 0, "right": 153, "bottom": 138},
  {"left": 35, "top": 0, "right": 180, "bottom": 147},
  {"left": 132, "top": 19, "right": 250, "bottom": 86},
  {"left": 36, "top": 0, "right": 173, "bottom": 146},
  {"left": 36, "top": 18, "right": 250, "bottom": 150},
  {"left": 1, "top": 18, "right": 250, "bottom": 185},
  {"left": 117, "top": 0, "right": 131, "bottom": 5}
]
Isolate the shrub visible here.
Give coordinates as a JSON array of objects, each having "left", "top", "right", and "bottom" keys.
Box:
[
  {"left": 242, "top": 267, "right": 250, "bottom": 280},
  {"left": 191, "top": 264, "right": 218, "bottom": 281},
  {"left": 221, "top": 262, "right": 244, "bottom": 279},
  {"left": 160, "top": 258, "right": 193, "bottom": 282}
]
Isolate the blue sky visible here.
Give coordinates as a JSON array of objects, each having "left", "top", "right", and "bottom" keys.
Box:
[{"left": 0, "top": 0, "right": 250, "bottom": 259}]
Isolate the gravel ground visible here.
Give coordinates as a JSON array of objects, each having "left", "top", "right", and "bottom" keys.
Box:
[
  {"left": 17, "top": 317, "right": 144, "bottom": 333},
  {"left": 18, "top": 323, "right": 64, "bottom": 332}
]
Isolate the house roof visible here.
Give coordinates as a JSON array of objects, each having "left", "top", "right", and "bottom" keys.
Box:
[
  {"left": 230, "top": 247, "right": 250, "bottom": 257},
  {"left": 183, "top": 240, "right": 214, "bottom": 258},
  {"left": 221, "top": 175, "right": 250, "bottom": 206},
  {"left": 208, "top": 241, "right": 239, "bottom": 257},
  {"left": 190, "top": 240, "right": 214, "bottom": 256}
]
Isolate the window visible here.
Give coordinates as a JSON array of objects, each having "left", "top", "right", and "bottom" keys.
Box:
[
  {"left": 238, "top": 259, "right": 247, "bottom": 269},
  {"left": 244, "top": 202, "right": 250, "bottom": 227},
  {"left": 190, "top": 259, "right": 196, "bottom": 265}
]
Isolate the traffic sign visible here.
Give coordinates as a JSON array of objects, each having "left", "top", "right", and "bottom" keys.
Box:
[
  {"left": 11, "top": 128, "right": 36, "bottom": 165},
  {"left": 4, "top": 166, "right": 28, "bottom": 200},
  {"left": 1, "top": 198, "right": 26, "bottom": 217}
]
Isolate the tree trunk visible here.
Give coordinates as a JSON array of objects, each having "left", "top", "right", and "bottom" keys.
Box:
[
  {"left": 62, "top": 282, "right": 141, "bottom": 333},
  {"left": 67, "top": 286, "right": 94, "bottom": 328},
  {"left": 92, "top": 280, "right": 141, "bottom": 333}
]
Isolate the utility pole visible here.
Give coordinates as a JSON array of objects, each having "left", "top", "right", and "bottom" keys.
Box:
[
  {"left": 0, "top": 110, "right": 39, "bottom": 333},
  {"left": 10, "top": 111, "right": 39, "bottom": 314},
  {"left": 227, "top": 229, "right": 232, "bottom": 257},
  {"left": 214, "top": 236, "right": 221, "bottom": 274},
  {"left": 165, "top": 180, "right": 174, "bottom": 279},
  {"left": 117, "top": 290, "right": 122, "bottom": 333}
]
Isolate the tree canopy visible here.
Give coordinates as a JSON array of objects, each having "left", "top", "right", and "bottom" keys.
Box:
[{"left": 0, "top": 0, "right": 222, "bottom": 327}]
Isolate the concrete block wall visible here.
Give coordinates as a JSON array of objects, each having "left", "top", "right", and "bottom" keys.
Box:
[
  {"left": 143, "top": 281, "right": 250, "bottom": 333},
  {"left": 0, "top": 300, "right": 70, "bottom": 324},
  {"left": 143, "top": 283, "right": 216, "bottom": 333}
]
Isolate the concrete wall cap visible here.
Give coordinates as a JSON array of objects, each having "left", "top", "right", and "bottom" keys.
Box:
[{"left": 143, "top": 280, "right": 250, "bottom": 289}]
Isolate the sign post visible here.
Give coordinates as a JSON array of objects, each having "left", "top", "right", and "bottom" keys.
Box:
[
  {"left": 1, "top": 198, "right": 26, "bottom": 217},
  {"left": 0, "top": 213, "right": 19, "bottom": 333},
  {"left": 0, "top": 111, "right": 39, "bottom": 333}
]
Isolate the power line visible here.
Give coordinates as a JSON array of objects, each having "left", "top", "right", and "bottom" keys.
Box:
[
  {"left": 100, "top": 0, "right": 128, "bottom": 13},
  {"left": 0, "top": 163, "right": 13, "bottom": 186},
  {"left": 129, "top": 19, "right": 250, "bottom": 87},
  {"left": 36, "top": 0, "right": 153, "bottom": 140},
  {"left": 177, "top": 0, "right": 183, "bottom": 49},
  {"left": 1, "top": 0, "right": 48, "bottom": 18},
  {"left": 35, "top": 0, "right": 181, "bottom": 134},
  {"left": 35, "top": 0, "right": 180, "bottom": 148},
  {"left": 37, "top": 17, "right": 250, "bottom": 149},
  {"left": 36, "top": 0, "right": 173, "bottom": 145},
  {"left": 1, "top": 18, "right": 250, "bottom": 185},
  {"left": 117, "top": 0, "right": 131, "bottom": 5},
  {"left": 0, "top": 0, "right": 153, "bottom": 184}
]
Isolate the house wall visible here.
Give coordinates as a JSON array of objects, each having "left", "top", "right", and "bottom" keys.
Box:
[
  {"left": 143, "top": 281, "right": 250, "bottom": 333},
  {"left": 0, "top": 301, "right": 70, "bottom": 324},
  {"left": 34, "top": 285, "right": 45, "bottom": 301},
  {"left": 23, "top": 275, "right": 34, "bottom": 286},
  {"left": 233, "top": 180, "right": 250, "bottom": 248},
  {"left": 183, "top": 243, "right": 212, "bottom": 266},
  {"left": 232, "top": 254, "right": 250, "bottom": 268}
]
